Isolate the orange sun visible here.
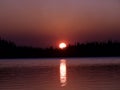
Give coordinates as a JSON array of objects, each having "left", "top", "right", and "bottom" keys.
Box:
[{"left": 59, "top": 42, "right": 67, "bottom": 49}]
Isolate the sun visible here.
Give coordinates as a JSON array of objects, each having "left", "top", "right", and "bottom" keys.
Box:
[{"left": 59, "top": 42, "right": 67, "bottom": 49}]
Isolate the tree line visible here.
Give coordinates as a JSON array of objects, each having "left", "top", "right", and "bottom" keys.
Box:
[{"left": 0, "top": 37, "right": 120, "bottom": 58}]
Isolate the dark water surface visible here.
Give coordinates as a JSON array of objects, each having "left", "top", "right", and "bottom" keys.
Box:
[{"left": 0, "top": 58, "right": 120, "bottom": 90}]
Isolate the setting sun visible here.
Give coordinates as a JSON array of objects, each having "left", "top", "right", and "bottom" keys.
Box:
[{"left": 59, "top": 43, "right": 67, "bottom": 49}]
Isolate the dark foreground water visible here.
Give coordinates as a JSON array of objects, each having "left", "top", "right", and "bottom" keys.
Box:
[{"left": 0, "top": 58, "right": 120, "bottom": 90}]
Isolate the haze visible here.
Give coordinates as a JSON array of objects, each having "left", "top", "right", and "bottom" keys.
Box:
[{"left": 0, "top": 0, "right": 120, "bottom": 48}]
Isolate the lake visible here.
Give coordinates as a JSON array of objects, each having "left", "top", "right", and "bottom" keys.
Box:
[{"left": 0, "top": 58, "right": 120, "bottom": 90}]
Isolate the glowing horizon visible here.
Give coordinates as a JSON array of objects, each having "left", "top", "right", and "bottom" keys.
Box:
[{"left": 0, "top": 0, "right": 120, "bottom": 47}]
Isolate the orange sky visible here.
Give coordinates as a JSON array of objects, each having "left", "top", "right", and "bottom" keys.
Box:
[{"left": 0, "top": 0, "right": 120, "bottom": 48}]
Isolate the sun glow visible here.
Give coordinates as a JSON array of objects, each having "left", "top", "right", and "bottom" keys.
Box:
[{"left": 59, "top": 43, "right": 67, "bottom": 49}]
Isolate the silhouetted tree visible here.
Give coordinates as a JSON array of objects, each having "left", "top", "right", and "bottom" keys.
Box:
[{"left": 0, "top": 37, "right": 120, "bottom": 58}]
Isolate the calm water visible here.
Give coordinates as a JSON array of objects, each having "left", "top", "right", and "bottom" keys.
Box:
[{"left": 0, "top": 58, "right": 120, "bottom": 90}]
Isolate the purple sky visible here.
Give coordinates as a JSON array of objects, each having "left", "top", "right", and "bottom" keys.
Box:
[{"left": 0, "top": 0, "right": 120, "bottom": 48}]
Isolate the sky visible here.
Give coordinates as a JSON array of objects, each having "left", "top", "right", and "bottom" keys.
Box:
[{"left": 0, "top": 0, "right": 120, "bottom": 48}]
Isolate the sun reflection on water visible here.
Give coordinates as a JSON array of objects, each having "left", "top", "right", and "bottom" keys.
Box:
[{"left": 60, "top": 59, "right": 67, "bottom": 87}]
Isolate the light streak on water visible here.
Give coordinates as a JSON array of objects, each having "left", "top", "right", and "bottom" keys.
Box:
[{"left": 60, "top": 59, "right": 67, "bottom": 87}]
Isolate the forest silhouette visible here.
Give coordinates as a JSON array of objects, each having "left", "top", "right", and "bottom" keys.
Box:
[{"left": 0, "top": 37, "right": 120, "bottom": 58}]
